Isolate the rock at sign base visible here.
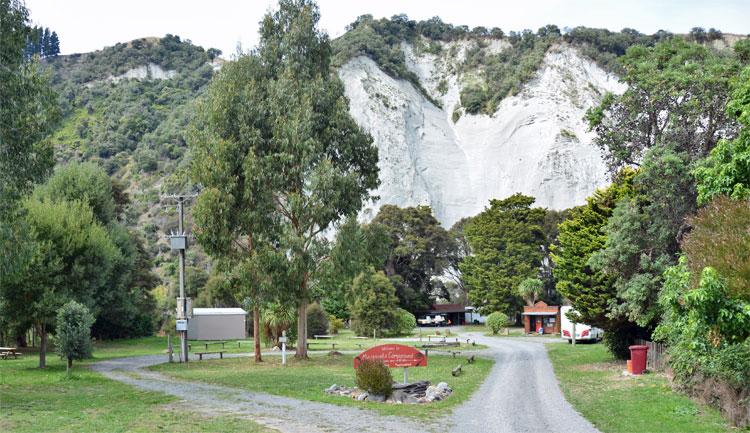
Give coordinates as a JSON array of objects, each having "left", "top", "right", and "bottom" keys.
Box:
[
  {"left": 357, "top": 392, "right": 369, "bottom": 401},
  {"left": 425, "top": 386, "right": 443, "bottom": 402},
  {"left": 369, "top": 394, "right": 386, "bottom": 402},
  {"left": 436, "top": 382, "right": 451, "bottom": 392},
  {"left": 326, "top": 384, "right": 339, "bottom": 393},
  {"left": 390, "top": 389, "right": 407, "bottom": 403}
]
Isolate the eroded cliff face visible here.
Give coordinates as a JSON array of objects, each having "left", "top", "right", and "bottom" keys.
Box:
[{"left": 339, "top": 42, "right": 625, "bottom": 226}]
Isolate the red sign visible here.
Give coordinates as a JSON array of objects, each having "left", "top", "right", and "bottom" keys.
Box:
[{"left": 353, "top": 344, "right": 427, "bottom": 368}]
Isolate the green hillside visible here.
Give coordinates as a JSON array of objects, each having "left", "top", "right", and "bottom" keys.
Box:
[{"left": 43, "top": 35, "right": 217, "bottom": 312}]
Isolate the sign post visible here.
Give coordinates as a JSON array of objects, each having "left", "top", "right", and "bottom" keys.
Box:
[
  {"left": 279, "top": 330, "right": 288, "bottom": 366},
  {"left": 354, "top": 344, "right": 427, "bottom": 385}
]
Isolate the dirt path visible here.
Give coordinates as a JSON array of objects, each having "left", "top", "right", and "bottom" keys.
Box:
[{"left": 92, "top": 334, "right": 599, "bottom": 433}]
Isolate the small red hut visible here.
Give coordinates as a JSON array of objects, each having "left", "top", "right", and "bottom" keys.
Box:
[{"left": 522, "top": 301, "right": 560, "bottom": 334}]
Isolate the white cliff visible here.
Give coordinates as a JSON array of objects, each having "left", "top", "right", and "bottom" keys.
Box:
[
  {"left": 110, "top": 62, "right": 177, "bottom": 82},
  {"left": 339, "top": 42, "right": 625, "bottom": 226}
]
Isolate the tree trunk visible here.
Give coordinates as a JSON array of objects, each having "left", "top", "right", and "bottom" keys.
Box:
[
  {"left": 253, "top": 304, "right": 262, "bottom": 363},
  {"left": 16, "top": 332, "right": 28, "bottom": 348},
  {"left": 38, "top": 323, "right": 47, "bottom": 369},
  {"left": 295, "top": 300, "right": 308, "bottom": 359},
  {"left": 67, "top": 356, "right": 72, "bottom": 377}
]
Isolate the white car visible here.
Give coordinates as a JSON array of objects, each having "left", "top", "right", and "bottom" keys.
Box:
[
  {"left": 417, "top": 315, "right": 446, "bottom": 326},
  {"left": 560, "top": 306, "right": 604, "bottom": 343}
]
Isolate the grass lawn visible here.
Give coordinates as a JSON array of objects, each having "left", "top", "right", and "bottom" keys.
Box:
[
  {"left": 0, "top": 346, "right": 275, "bottom": 433},
  {"left": 91, "top": 335, "right": 258, "bottom": 359},
  {"left": 459, "top": 324, "right": 559, "bottom": 339},
  {"left": 546, "top": 343, "right": 737, "bottom": 433},
  {"left": 306, "top": 328, "right": 486, "bottom": 352},
  {"left": 152, "top": 352, "right": 493, "bottom": 419}
]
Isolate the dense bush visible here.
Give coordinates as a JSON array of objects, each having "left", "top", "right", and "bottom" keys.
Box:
[
  {"left": 355, "top": 359, "right": 393, "bottom": 397},
  {"left": 682, "top": 196, "right": 750, "bottom": 300},
  {"left": 55, "top": 301, "right": 95, "bottom": 374},
  {"left": 655, "top": 259, "right": 750, "bottom": 426},
  {"left": 388, "top": 308, "right": 416, "bottom": 336},
  {"left": 306, "top": 303, "right": 329, "bottom": 338},
  {"left": 350, "top": 269, "right": 399, "bottom": 337},
  {"left": 328, "top": 316, "right": 344, "bottom": 334},
  {"left": 486, "top": 312, "right": 509, "bottom": 334}
]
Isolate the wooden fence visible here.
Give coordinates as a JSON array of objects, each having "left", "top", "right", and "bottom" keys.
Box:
[{"left": 634, "top": 339, "right": 667, "bottom": 371}]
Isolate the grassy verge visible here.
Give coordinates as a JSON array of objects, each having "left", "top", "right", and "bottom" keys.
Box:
[
  {"left": 459, "top": 324, "right": 561, "bottom": 339},
  {"left": 152, "top": 353, "right": 493, "bottom": 419},
  {"left": 307, "top": 329, "right": 486, "bottom": 352},
  {"left": 0, "top": 351, "right": 274, "bottom": 433},
  {"left": 546, "top": 343, "right": 734, "bottom": 433}
]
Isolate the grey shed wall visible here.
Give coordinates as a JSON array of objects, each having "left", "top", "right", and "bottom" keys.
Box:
[{"left": 188, "top": 314, "right": 246, "bottom": 340}]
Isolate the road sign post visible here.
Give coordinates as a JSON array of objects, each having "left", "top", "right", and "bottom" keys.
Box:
[{"left": 279, "top": 331, "right": 288, "bottom": 366}]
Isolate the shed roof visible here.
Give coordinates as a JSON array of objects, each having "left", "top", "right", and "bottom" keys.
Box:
[
  {"left": 521, "top": 311, "right": 558, "bottom": 316},
  {"left": 193, "top": 308, "right": 247, "bottom": 316}
]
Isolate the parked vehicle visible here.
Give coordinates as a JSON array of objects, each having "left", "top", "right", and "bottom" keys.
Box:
[
  {"left": 417, "top": 315, "right": 446, "bottom": 326},
  {"left": 560, "top": 306, "right": 604, "bottom": 343}
]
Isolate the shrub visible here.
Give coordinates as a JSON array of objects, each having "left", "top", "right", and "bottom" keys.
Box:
[
  {"left": 350, "top": 269, "right": 398, "bottom": 337},
  {"left": 306, "top": 303, "right": 329, "bottom": 338},
  {"left": 682, "top": 196, "right": 750, "bottom": 300},
  {"left": 328, "top": 315, "right": 344, "bottom": 334},
  {"left": 388, "top": 308, "right": 416, "bottom": 336},
  {"left": 486, "top": 312, "right": 508, "bottom": 334},
  {"left": 54, "top": 301, "right": 95, "bottom": 376},
  {"left": 355, "top": 359, "right": 393, "bottom": 397}
]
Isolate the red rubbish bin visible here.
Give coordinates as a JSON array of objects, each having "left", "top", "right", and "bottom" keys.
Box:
[{"left": 629, "top": 345, "right": 649, "bottom": 375}]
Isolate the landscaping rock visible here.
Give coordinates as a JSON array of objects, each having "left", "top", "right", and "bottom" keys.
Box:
[
  {"left": 324, "top": 380, "right": 451, "bottom": 405},
  {"left": 425, "top": 386, "right": 442, "bottom": 402},
  {"left": 369, "top": 394, "right": 386, "bottom": 402}
]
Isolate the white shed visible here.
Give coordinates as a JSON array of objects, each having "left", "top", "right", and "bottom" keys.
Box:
[{"left": 188, "top": 308, "right": 247, "bottom": 340}]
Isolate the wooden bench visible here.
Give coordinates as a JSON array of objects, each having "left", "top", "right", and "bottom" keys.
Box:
[
  {"left": 452, "top": 364, "right": 463, "bottom": 377},
  {"left": 451, "top": 351, "right": 462, "bottom": 358},
  {"left": 420, "top": 341, "right": 460, "bottom": 349},
  {"left": 195, "top": 351, "right": 225, "bottom": 361},
  {"left": 189, "top": 341, "right": 227, "bottom": 351},
  {"left": 306, "top": 342, "right": 337, "bottom": 351},
  {"left": 313, "top": 335, "right": 333, "bottom": 339},
  {"left": 467, "top": 355, "right": 475, "bottom": 364}
]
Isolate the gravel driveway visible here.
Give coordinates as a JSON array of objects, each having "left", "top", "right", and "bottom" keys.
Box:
[
  {"left": 92, "top": 334, "right": 599, "bottom": 433},
  {"left": 449, "top": 333, "right": 599, "bottom": 433}
]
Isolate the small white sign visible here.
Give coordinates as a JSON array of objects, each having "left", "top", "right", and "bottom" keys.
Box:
[
  {"left": 176, "top": 319, "right": 188, "bottom": 331},
  {"left": 278, "top": 336, "right": 288, "bottom": 343}
]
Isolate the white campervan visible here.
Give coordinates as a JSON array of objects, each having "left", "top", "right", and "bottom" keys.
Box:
[{"left": 560, "top": 306, "right": 604, "bottom": 343}]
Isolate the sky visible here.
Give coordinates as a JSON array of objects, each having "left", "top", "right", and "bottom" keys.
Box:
[{"left": 24, "top": 0, "right": 750, "bottom": 56}]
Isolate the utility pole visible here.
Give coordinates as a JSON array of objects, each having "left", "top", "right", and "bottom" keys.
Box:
[{"left": 164, "top": 194, "right": 196, "bottom": 363}]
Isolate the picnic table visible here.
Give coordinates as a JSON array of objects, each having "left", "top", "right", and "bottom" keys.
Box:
[{"left": 0, "top": 347, "right": 21, "bottom": 360}]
